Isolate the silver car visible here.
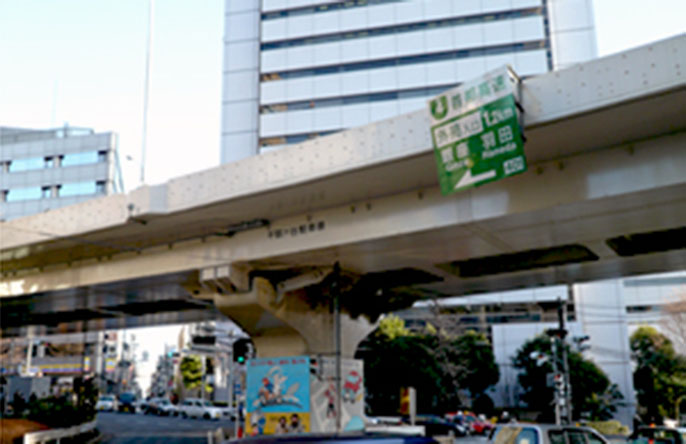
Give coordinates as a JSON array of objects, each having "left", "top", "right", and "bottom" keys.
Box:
[
  {"left": 179, "top": 398, "right": 222, "bottom": 420},
  {"left": 490, "top": 423, "right": 609, "bottom": 444}
]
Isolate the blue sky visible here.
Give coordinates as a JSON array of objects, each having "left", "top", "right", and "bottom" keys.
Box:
[
  {"left": 0, "top": 0, "right": 224, "bottom": 187},
  {"left": 1, "top": 0, "right": 684, "bottom": 188}
]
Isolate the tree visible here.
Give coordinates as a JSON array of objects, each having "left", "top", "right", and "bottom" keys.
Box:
[
  {"left": 377, "top": 314, "right": 410, "bottom": 340},
  {"left": 513, "top": 334, "right": 622, "bottom": 421},
  {"left": 421, "top": 303, "right": 499, "bottom": 401},
  {"left": 630, "top": 326, "right": 686, "bottom": 423},
  {"left": 357, "top": 316, "right": 499, "bottom": 415},
  {"left": 180, "top": 355, "right": 203, "bottom": 392},
  {"left": 452, "top": 331, "right": 500, "bottom": 396},
  {"left": 661, "top": 293, "right": 686, "bottom": 353}
]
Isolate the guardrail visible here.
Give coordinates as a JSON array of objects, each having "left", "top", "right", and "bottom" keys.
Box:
[{"left": 23, "top": 419, "right": 96, "bottom": 444}]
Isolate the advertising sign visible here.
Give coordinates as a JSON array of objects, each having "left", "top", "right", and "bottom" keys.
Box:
[
  {"left": 246, "top": 412, "right": 310, "bottom": 436},
  {"left": 246, "top": 356, "right": 310, "bottom": 436},
  {"left": 309, "top": 356, "right": 365, "bottom": 433},
  {"left": 428, "top": 65, "right": 527, "bottom": 195}
]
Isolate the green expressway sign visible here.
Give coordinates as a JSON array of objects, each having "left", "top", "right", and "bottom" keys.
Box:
[{"left": 428, "top": 66, "right": 526, "bottom": 195}]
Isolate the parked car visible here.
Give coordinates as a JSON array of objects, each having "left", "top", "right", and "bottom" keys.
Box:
[
  {"left": 489, "top": 423, "right": 609, "bottom": 444},
  {"left": 146, "top": 397, "right": 178, "bottom": 416},
  {"left": 179, "top": 398, "right": 223, "bottom": 420},
  {"left": 628, "top": 426, "right": 686, "bottom": 444},
  {"left": 96, "top": 394, "right": 117, "bottom": 412},
  {"left": 413, "top": 415, "right": 468, "bottom": 437},
  {"left": 136, "top": 398, "right": 149, "bottom": 413},
  {"left": 463, "top": 413, "right": 494, "bottom": 435},
  {"left": 214, "top": 403, "right": 237, "bottom": 419},
  {"left": 117, "top": 392, "right": 137, "bottom": 413}
]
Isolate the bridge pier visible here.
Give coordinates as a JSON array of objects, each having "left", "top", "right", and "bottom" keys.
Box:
[
  {"left": 202, "top": 270, "right": 375, "bottom": 435},
  {"left": 210, "top": 276, "right": 376, "bottom": 358}
]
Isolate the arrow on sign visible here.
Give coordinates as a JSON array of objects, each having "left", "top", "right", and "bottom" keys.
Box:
[{"left": 455, "top": 169, "right": 496, "bottom": 189}]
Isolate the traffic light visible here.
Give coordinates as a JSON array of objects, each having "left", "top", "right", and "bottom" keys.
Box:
[
  {"left": 529, "top": 351, "right": 548, "bottom": 367},
  {"left": 233, "top": 338, "right": 252, "bottom": 363},
  {"left": 546, "top": 328, "right": 568, "bottom": 339},
  {"left": 553, "top": 372, "right": 564, "bottom": 389},
  {"left": 573, "top": 335, "right": 591, "bottom": 352}
]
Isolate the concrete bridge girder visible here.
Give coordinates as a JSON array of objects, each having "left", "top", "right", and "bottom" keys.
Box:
[{"left": 3, "top": 129, "right": 685, "bottom": 300}]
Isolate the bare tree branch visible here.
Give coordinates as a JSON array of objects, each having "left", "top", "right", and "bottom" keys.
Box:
[{"left": 661, "top": 291, "right": 686, "bottom": 354}]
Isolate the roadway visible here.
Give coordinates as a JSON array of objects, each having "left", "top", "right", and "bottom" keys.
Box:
[
  {"left": 95, "top": 411, "right": 489, "bottom": 443},
  {"left": 96, "top": 411, "right": 234, "bottom": 444}
]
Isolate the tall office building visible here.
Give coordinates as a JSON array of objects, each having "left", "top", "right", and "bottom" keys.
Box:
[
  {"left": 222, "top": 0, "right": 597, "bottom": 162},
  {"left": 0, "top": 125, "right": 123, "bottom": 220}
]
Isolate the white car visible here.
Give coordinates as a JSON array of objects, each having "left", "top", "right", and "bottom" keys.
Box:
[
  {"left": 179, "top": 398, "right": 222, "bottom": 420},
  {"left": 96, "top": 394, "right": 117, "bottom": 412},
  {"left": 145, "top": 397, "right": 177, "bottom": 416}
]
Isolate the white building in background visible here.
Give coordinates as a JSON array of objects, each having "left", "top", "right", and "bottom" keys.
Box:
[
  {"left": 0, "top": 126, "right": 123, "bottom": 220},
  {"left": 221, "top": 0, "right": 597, "bottom": 162},
  {"left": 406, "top": 271, "right": 686, "bottom": 426}
]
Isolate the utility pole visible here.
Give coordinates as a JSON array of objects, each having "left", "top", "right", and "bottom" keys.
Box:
[
  {"left": 547, "top": 296, "right": 572, "bottom": 425},
  {"left": 227, "top": 350, "right": 234, "bottom": 414},
  {"left": 140, "top": 0, "right": 154, "bottom": 185},
  {"left": 555, "top": 295, "right": 573, "bottom": 424},
  {"left": 331, "top": 262, "right": 342, "bottom": 434},
  {"left": 550, "top": 339, "right": 561, "bottom": 425},
  {"left": 25, "top": 327, "right": 35, "bottom": 376},
  {"left": 563, "top": 286, "right": 573, "bottom": 424}
]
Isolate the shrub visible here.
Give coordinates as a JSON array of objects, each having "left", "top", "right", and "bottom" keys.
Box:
[{"left": 586, "top": 420, "right": 630, "bottom": 436}]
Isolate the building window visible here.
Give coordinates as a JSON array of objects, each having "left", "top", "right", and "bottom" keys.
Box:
[
  {"left": 260, "top": 7, "right": 542, "bottom": 50},
  {"left": 41, "top": 186, "right": 52, "bottom": 199},
  {"left": 259, "top": 130, "right": 339, "bottom": 148},
  {"left": 1, "top": 190, "right": 7, "bottom": 202},
  {"left": 59, "top": 181, "right": 97, "bottom": 197},
  {"left": 96, "top": 181, "right": 107, "bottom": 194},
  {"left": 44, "top": 156, "right": 54, "bottom": 168},
  {"left": 8, "top": 156, "right": 43, "bottom": 172},
  {"left": 6, "top": 187, "right": 43, "bottom": 202},
  {"left": 626, "top": 305, "right": 660, "bottom": 313},
  {"left": 61, "top": 151, "right": 99, "bottom": 167},
  {"left": 262, "top": 0, "right": 404, "bottom": 21},
  {"left": 259, "top": 40, "right": 546, "bottom": 82},
  {"left": 97, "top": 150, "right": 108, "bottom": 162}
]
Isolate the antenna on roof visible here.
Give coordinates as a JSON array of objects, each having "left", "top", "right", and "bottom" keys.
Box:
[{"left": 140, "top": 0, "right": 154, "bottom": 185}]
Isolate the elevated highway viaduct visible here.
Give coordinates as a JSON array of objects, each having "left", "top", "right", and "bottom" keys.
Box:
[{"left": 1, "top": 35, "right": 685, "bottom": 357}]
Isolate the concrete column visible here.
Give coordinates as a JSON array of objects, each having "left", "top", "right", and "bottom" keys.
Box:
[{"left": 212, "top": 277, "right": 376, "bottom": 359}]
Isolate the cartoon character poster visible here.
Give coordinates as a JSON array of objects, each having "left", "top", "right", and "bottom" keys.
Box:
[
  {"left": 246, "top": 412, "right": 311, "bottom": 436},
  {"left": 246, "top": 356, "right": 310, "bottom": 436},
  {"left": 310, "top": 357, "right": 365, "bottom": 433}
]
